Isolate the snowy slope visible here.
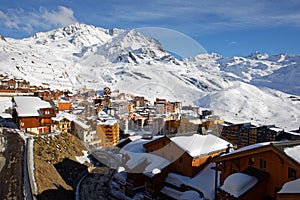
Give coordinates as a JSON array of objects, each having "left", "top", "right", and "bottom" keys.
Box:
[
  {"left": 198, "top": 81, "right": 300, "bottom": 130},
  {"left": 215, "top": 51, "right": 300, "bottom": 95},
  {"left": 0, "top": 23, "right": 299, "bottom": 130}
]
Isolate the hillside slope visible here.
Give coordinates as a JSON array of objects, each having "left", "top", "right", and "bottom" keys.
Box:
[
  {"left": 199, "top": 81, "right": 300, "bottom": 130},
  {"left": 33, "top": 132, "right": 89, "bottom": 199}
]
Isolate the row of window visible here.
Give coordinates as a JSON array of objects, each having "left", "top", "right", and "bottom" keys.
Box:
[{"left": 248, "top": 157, "right": 296, "bottom": 179}]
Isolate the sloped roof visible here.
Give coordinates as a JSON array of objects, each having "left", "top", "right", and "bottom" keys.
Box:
[
  {"left": 0, "top": 113, "right": 12, "bottom": 119},
  {"left": 214, "top": 140, "right": 300, "bottom": 167},
  {"left": 124, "top": 151, "right": 171, "bottom": 176},
  {"left": 171, "top": 134, "right": 232, "bottom": 158},
  {"left": 143, "top": 133, "right": 231, "bottom": 158},
  {"left": 14, "top": 96, "right": 51, "bottom": 117},
  {"left": 52, "top": 112, "right": 89, "bottom": 129}
]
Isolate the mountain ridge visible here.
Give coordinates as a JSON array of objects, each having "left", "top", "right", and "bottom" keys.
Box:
[{"left": 0, "top": 23, "right": 299, "bottom": 130}]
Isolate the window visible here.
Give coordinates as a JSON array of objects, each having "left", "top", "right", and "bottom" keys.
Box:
[
  {"left": 260, "top": 159, "right": 267, "bottom": 170},
  {"left": 248, "top": 157, "right": 255, "bottom": 166},
  {"left": 288, "top": 167, "right": 296, "bottom": 179}
]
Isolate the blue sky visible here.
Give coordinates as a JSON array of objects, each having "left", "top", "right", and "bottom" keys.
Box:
[{"left": 0, "top": 0, "right": 300, "bottom": 57}]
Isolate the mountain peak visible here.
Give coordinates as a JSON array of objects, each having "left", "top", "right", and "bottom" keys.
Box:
[
  {"left": 247, "top": 51, "right": 269, "bottom": 60},
  {"left": 60, "top": 23, "right": 108, "bottom": 36}
]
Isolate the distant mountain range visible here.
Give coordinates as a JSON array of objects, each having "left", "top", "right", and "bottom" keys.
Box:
[{"left": 0, "top": 23, "right": 299, "bottom": 130}]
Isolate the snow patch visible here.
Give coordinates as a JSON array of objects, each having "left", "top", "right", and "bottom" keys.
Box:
[
  {"left": 278, "top": 178, "right": 300, "bottom": 194},
  {"left": 75, "top": 150, "right": 90, "bottom": 164},
  {"left": 284, "top": 145, "right": 300, "bottom": 164}
]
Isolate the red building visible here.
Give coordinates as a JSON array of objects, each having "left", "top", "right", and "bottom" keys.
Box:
[{"left": 12, "top": 96, "right": 56, "bottom": 134}]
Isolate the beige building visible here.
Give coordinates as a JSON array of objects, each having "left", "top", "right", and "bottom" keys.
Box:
[{"left": 96, "top": 119, "right": 120, "bottom": 148}]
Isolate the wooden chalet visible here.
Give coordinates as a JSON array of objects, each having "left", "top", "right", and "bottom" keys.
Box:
[
  {"left": 12, "top": 96, "right": 56, "bottom": 134},
  {"left": 142, "top": 134, "right": 232, "bottom": 199},
  {"left": 213, "top": 140, "right": 300, "bottom": 200}
]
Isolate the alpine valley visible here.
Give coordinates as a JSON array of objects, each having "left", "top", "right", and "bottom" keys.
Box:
[{"left": 0, "top": 23, "right": 299, "bottom": 130}]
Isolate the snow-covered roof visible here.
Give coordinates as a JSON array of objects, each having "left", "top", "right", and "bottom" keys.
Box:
[
  {"left": 98, "top": 111, "right": 108, "bottom": 118},
  {"left": 121, "top": 136, "right": 162, "bottom": 153},
  {"left": 120, "top": 136, "right": 170, "bottom": 175},
  {"left": 161, "top": 186, "right": 203, "bottom": 200},
  {"left": 14, "top": 96, "right": 52, "bottom": 117},
  {"left": 0, "top": 97, "right": 12, "bottom": 113},
  {"left": 269, "top": 127, "right": 283, "bottom": 132},
  {"left": 75, "top": 106, "right": 85, "bottom": 110},
  {"left": 52, "top": 112, "right": 89, "bottom": 129},
  {"left": 161, "top": 186, "right": 183, "bottom": 200},
  {"left": 165, "top": 173, "right": 191, "bottom": 187},
  {"left": 185, "top": 163, "right": 220, "bottom": 200},
  {"left": 218, "top": 141, "right": 300, "bottom": 167},
  {"left": 278, "top": 178, "right": 300, "bottom": 194},
  {"left": 97, "top": 119, "right": 118, "bottom": 126},
  {"left": 0, "top": 112, "right": 12, "bottom": 119},
  {"left": 72, "top": 109, "right": 83, "bottom": 115},
  {"left": 284, "top": 145, "right": 300, "bottom": 164},
  {"left": 124, "top": 151, "right": 170, "bottom": 175},
  {"left": 179, "top": 191, "right": 203, "bottom": 200},
  {"left": 222, "top": 142, "right": 272, "bottom": 157},
  {"left": 171, "top": 134, "right": 231, "bottom": 157},
  {"left": 285, "top": 130, "right": 300, "bottom": 136},
  {"left": 220, "top": 173, "right": 258, "bottom": 198},
  {"left": 165, "top": 163, "right": 219, "bottom": 200}
]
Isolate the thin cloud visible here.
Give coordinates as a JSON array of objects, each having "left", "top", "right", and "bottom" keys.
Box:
[
  {"left": 100, "top": 0, "right": 300, "bottom": 35},
  {"left": 41, "top": 6, "right": 78, "bottom": 27},
  {"left": 1, "top": 1, "right": 299, "bottom": 38},
  {"left": 226, "top": 40, "right": 237, "bottom": 45},
  {"left": 0, "top": 6, "right": 77, "bottom": 34}
]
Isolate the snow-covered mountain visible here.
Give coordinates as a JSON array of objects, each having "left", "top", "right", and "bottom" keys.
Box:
[
  {"left": 0, "top": 23, "right": 299, "bottom": 130},
  {"left": 199, "top": 81, "right": 300, "bottom": 130}
]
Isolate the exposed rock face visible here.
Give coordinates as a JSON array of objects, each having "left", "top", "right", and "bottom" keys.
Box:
[{"left": 0, "top": 34, "right": 6, "bottom": 41}]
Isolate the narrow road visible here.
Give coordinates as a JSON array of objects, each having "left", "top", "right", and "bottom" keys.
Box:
[{"left": 0, "top": 129, "right": 25, "bottom": 199}]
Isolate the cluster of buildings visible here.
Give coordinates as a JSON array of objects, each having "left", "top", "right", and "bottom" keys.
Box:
[
  {"left": 109, "top": 126, "right": 300, "bottom": 200},
  {"left": 0, "top": 74, "right": 70, "bottom": 98},
  {"left": 110, "top": 133, "right": 232, "bottom": 200},
  {"left": 0, "top": 79, "right": 299, "bottom": 199},
  {"left": 0, "top": 74, "right": 31, "bottom": 92}
]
